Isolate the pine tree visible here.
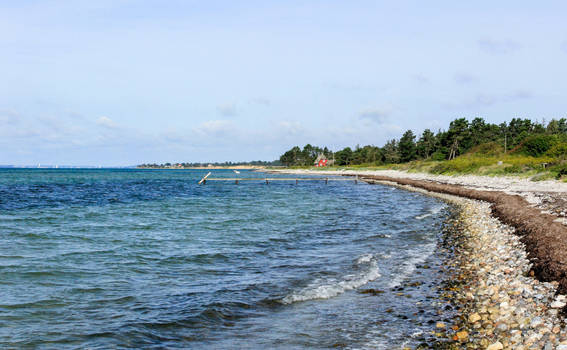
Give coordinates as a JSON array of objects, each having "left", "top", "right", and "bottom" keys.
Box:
[{"left": 399, "top": 130, "right": 417, "bottom": 162}]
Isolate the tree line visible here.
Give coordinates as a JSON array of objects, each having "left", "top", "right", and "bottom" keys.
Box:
[{"left": 279, "top": 117, "right": 567, "bottom": 166}]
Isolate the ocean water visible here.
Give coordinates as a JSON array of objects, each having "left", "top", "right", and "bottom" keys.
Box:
[{"left": 0, "top": 169, "right": 451, "bottom": 349}]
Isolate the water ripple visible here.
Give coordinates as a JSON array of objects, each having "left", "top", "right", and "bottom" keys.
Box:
[{"left": 0, "top": 169, "right": 449, "bottom": 349}]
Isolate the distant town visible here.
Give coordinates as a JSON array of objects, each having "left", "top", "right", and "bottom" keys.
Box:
[
  {"left": 137, "top": 161, "right": 281, "bottom": 169},
  {"left": 0, "top": 165, "right": 135, "bottom": 169}
]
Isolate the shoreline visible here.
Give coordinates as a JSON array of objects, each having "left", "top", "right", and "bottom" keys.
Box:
[
  {"left": 377, "top": 181, "right": 567, "bottom": 348},
  {"left": 271, "top": 169, "right": 567, "bottom": 294},
  {"left": 268, "top": 169, "right": 567, "bottom": 222},
  {"left": 272, "top": 169, "right": 567, "bottom": 348},
  {"left": 361, "top": 174, "right": 567, "bottom": 297},
  {"left": 136, "top": 165, "right": 269, "bottom": 170}
]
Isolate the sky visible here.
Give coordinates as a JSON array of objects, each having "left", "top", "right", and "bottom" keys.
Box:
[{"left": 1, "top": 1, "right": 567, "bottom": 166}]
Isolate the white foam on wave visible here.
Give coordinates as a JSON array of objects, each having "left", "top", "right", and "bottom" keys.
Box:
[
  {"left": 281, "top": 254, "right": 381, "bottom": 304},
  {"left": 387, "top": 243, "right": 436, "bottom": 288},
  {"left": 415, "top": 205, "right": 445, "bottom": 220},
  {"left": 414, "top": 213, "right": 430, "bottom": 220},
  {"left": 355, "top": 253, "right": 373, "bottom": 264}
]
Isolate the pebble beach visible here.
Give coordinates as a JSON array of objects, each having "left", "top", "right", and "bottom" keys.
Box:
[
  {"left": 434, "top": 195, "right": 567, "bottom": 349},
  {"left": 370, "top": 181, "right": 567, "bottom": 349},
  {"left": 446, "top": 199, "right": 567, "bottom": 349}
]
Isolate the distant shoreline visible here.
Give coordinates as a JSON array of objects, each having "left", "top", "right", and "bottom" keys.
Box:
[{"left": 136, "top": 165, "right": 273, "bottom": 170}]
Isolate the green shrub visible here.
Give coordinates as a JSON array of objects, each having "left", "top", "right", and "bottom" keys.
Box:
[
  {"left": 503, "top": 164, "right": 523, "bottom": 173},
  {"left": 430, "top": 151, "right": 446, "bottom": 161},
  {"left": 430, "top": 156, "right": 495, "bottom": 174},
  {"left": 549, "top": 163, "right": 567, "bottom": 179},
  {"left": 519, "top": 135, "right": 558, "bottom": 157},
  {"left": 505, "top": 156, "right": 546, "bottom": 166},
  {"left": 547, "top": 142, "right": 567, "bottom": 159},
  {"left": 531, "top": 173, "right": 555, "bottom": 181},
  {"left": 468, "top": 142, "right": 504, "bottom": 156}
]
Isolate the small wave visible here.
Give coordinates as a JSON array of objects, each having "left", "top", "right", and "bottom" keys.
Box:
[
  {"left": 415, "top": 205, "right": 445, "bottom": 220},
  {"left": 281, "top": 254, "right": 381, "bottom": 304},
  {"left": 0, "top": 298, "right": 67, "bottom": 309},
  {"left": 370, "top": 233, "right": 391, "bottom": 239},
  {"left": 355, "top": 254, "right": 373, "bottom": 264},
  {"left": 414, "top": 213, "right": 430, "bottom": 220},
  {"left": 388, "top": 243, "right": 435, "bottom": 288},
  {"left": 354, "top": 233, "right": 391, "bottom": 242}
]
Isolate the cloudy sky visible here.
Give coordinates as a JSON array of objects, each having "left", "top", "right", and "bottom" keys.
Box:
[{"left": 1, "top": 1, "right": 567, "bottom": 166}]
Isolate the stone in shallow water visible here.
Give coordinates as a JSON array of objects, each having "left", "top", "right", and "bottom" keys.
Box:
[{"left": 358, "top": 289, "right": 384, "bottom": 295}]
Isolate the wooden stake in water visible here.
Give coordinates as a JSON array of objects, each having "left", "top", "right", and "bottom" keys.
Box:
[{"left": 198, "top": 172, "right": 211, "bottom": 185}]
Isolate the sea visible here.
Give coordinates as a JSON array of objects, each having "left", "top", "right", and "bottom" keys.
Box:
[{"left": 0, "top": 169, "right": 453, "bottom": 349}]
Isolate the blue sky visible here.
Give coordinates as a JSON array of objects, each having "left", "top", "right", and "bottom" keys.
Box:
[{"left": 1, "top": 1, "right": 567, "bottom": 165}]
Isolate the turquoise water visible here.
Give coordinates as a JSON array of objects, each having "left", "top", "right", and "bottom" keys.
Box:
[{"left": 0, "top": 169, "right": 451, "bottom": 349}]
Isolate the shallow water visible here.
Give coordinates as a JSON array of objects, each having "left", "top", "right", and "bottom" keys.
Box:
[{"left": 0, "top": 169, "right": 450, "bottom": 349}]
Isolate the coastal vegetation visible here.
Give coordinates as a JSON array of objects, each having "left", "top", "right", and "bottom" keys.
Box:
[{"left": 278, "top": 117, "right": 567, "bottom": 179}]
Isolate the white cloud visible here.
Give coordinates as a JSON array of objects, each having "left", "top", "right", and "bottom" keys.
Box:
[
  {"left": 0, "top": 109, "right": 20, "bottom": 125},
  {"left": 96, "top": 116, "right": 117, "bottom": 128},
  {"left": 445, "top": 90, "right": 533, "bottom": 109},
  {"left": 382, "top": 123, "right": 403, "bottom": 133},
  {"left": 454, "top": 73, "right": 476, "bottom": 85},
  {"left": 250, "top": 97, "right": 271, "bottom": 106},
  {"left": 477, "top": 90, "right": 532, "bottom": 106},
  {"left": 478, "top": 38, "right": 521, "bottom": 55},
  {"left": 66, "top": 111, "right": 87, "bottom": 120},
  {"left": 358, "top": 106, "right": 393, "bottom": 123},
  {"left": 194, "top": 119, "right": 234, "bottom": 137},
  {"left": 277, "top": 121, "right": 303, "bottom": 136},
  {"left": 413, "top": 74, "right": 430, "bottom": 84},
  {"left": 217, "top": 103, "right": 238, "bottom": 116}
]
